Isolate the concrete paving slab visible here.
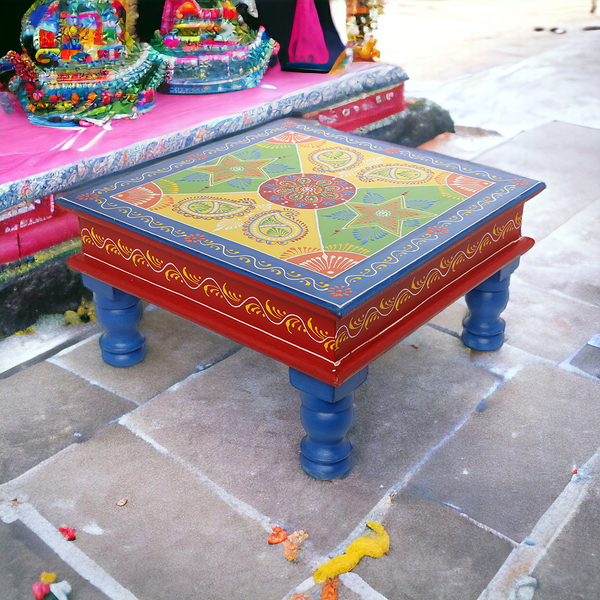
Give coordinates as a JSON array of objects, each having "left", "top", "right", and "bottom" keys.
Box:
[
  {"left": 0, "top": 361, "right": 133, "bottom": 485},
  {"left": 529, "top": 463, "right": 600, "bottom": 599},
  {"left": 418, "top": 126, "right": 506, "bottom": 161},
  {"left": 0, "top": 318, "right": 101, "bottom": 379},
  {"left": 0, "top": 519, "right": 108, "bottom": 600},
  {"left": 410, "top": 364, "right": 600, "bottom": 544},
  {"left": 477, "top": 447, "right": 600, "bottom": 600},
  {"left": 49, "top": 306, "right": 240, "bottom": 404},
  {"left": 518, "top": 197, "right": 600, "bottom": 309},
  {"left": 570, "top": 344, "right": 600, "bottom": 379},
  {"left": 121, "top": 326, "right": 499, "bottom": 555},
  {"left": 465, "top": 342, "right": 552, "bottom": 381},
  {"left": 501, "top": 275, "right": 600, "bottom": 363},
  {"left": 0, "top": 425, "right": 313, "bottom": 600},
  {"left": 429, "top": 273, "right": 600, "bottom": 365},
  {"left": 332, "top": 0, "right": 600, "bottom": 87},
  {"left": 351, "top": 487, "right": 513, "bottom": 600},
  {"left": 474, "top": 121, "right": 600, "bottom": 243},
  {"left": 407, "top": 26, "right": 600, "bottom": 138}
]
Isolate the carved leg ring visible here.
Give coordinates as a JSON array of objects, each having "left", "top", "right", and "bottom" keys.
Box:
[
  {"left": 82, "top": 274, "right": 146, "bottom": 367},
  {"left": 290, "top": 367, "right": 368, "bottom": 480}
]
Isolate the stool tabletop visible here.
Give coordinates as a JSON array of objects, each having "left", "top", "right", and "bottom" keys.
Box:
[{"left": 58, "top": 119, "right": 544, "bottom": 317}]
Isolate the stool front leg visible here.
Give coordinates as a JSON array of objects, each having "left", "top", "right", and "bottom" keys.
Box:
[
  {"left": 461, "top": 258, "right": 520, "bottom": 352},
  {"left": 82, "top": 274, "right": 146, "bottom": 367},
  {"left": 290, "top": 367, "right": 368, "bottom": 480}
]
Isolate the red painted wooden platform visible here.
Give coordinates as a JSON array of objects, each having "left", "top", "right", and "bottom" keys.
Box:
[{"left": 58, "top": 120, "right": 544, "bottom": 386}]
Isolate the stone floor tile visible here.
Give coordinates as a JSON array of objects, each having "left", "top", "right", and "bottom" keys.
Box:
[
  {"left": 418, "top": 126, "right": 506, "bottom": 160},
  {"left": 411, "top": 33, "right": 600, "bottom": 139},
  {"left": 0, "top": 519, "right": 108, "bottom": 600},
  {"left": 466, "top": 342, "right": 552, "bottom": 380},
  {"left": 49, "top": 306, "right": 240, "bottom": 404},
  {"left": 0, "top": 361, "right": 133, "bottom": 484},
  {"left": 351, "top": 487, "right": 513, "bottom": 600},
  {"left": 429, "top": 298, "right": 467, "bottom": 337},
  {"left": 518, "top": 197, "right": 600, "bottom": 309},
  {"left": 0, "top": 318, "right": 101, "bottom": 378},
  {"left": 410, "top": 364, "right": 600, "bottom": 544},
  {"left": 520, "top": 196, "right": 600, "bottom": 306},
  {"left": 532, "top": 470, "right": 600, "bottom": 600},
  {"left": 569, "top": 344, "right": 600, "bottom": 379},
  {"left": 0, "top": 426, "right": 313, "bottom": 600},
  {"left": 430, "top": 276, "right": 600, "bottom": 365},
  {"left": 474, "top": 122, "right": 600, "bottom": 243},
  {"left": 501, "top": 276, "right": 600, "bottom": 363},
  {"left": 121, "top": 326, "right": 499, "bottom": 554}
]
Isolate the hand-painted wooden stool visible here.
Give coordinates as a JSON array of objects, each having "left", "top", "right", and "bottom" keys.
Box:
[{"left": 58, "top": 119, "right": 545, "bottom": 480}]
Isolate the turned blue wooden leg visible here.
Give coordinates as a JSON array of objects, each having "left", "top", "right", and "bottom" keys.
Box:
[
  {"left": 82, "top": 274, "right": 146, "bottom": 367},
  {"left": 461, "top": 258, "right": 520, "bottom": 352},
  {"left": 289, "top": 367, "right": 368, "bottom": 480}
]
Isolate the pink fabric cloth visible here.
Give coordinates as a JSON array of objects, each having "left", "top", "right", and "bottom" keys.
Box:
[
  {"left": 288, "top": 0, "right": 329, "bottom": 64},
  {"left": 0, "top": 65, "right": 341, "bottom": 187}
]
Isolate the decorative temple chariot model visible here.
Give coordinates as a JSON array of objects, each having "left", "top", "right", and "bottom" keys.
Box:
[
  {"left": 150, "top": 0, "right": 279, "bottom": 94},
  {"left": 1, "top": 0, "right": 166, "bottom": 126}
]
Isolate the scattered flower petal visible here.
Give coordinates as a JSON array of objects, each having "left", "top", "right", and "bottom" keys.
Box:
[
  {"left": 283, "top": 531, "right": 309, "bottom": 561},
  {"left": 59, "top": 527, "right": 76, "bottom": 541},
  {"left": 32, "top": 581, "right": 51, "bottom": 599},
  {"left": 268, "top": 526, "right": 289, "bottom": 544},
  {"left": 321, "top": 576, "right": 339, "bottom": 600}
]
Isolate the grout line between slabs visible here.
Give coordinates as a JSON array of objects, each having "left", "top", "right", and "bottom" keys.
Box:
[
  {"left": 328, "top": 402, "right": 477, "bottom": 560},
  {"left": 0, "top": 500, "right": 138, "bottom": 600},
  {"left": 281, "top": 380, "right": 505, "bottom": 600},
  {"left": 340, "top": 573, "right": 389, "bottom": 600},
  {"left": 45, "top": 355, "right": 142, "bottom": 407},
  {"left": 118, "top": 415, "right": 274, "bottom": 532},
  {"left": 119, "top": 412, "right": 390, "bottom": 600},
  {"left": 477, "top": 445, "right": 600, "bottom": 600}
]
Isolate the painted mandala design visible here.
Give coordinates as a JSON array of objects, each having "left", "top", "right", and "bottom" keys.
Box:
[
  {"left": 258, "top": 174, "right": 356, "bottom": 209},
  {"left": 173, "top": 196, "right": 255, "bottom": 220},
  {"left": 309, "top": 147, "right": 363, "bottom": 172},
  {"left": 358, "top": 163, "right": 434, "bottom": 185},
  {"left": 243, "top": 210, "right": 307, "bottom": 245},
  {"left": 85, "top": 124, "right": 505, "bottom": 287}
]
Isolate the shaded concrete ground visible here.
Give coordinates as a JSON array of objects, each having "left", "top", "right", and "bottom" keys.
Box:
[{"left": 2, "top": 1, "right": 600, "bottom": 598}]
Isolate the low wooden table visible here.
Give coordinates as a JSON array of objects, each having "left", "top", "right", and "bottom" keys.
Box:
[{"left": 58, "top": 119, "right": 545, "bottom": 479}]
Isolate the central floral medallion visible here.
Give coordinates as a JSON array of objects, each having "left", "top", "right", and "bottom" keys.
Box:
[{"left": 258, "top": 174, "right": 356, "bottom": 209}]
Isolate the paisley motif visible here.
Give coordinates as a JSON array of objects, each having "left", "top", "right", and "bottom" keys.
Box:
[
  {"left": 243, "top": 210, "right": 307, "bottom": 245},
  {"left": 258, "top": 174, "right": 356, "bottom": 209},
  {"left": 309, "top": 147, "right": 363, "bottom": 172},
  {"left": 173, "top": 196, "right": 255, "bottom": 220},
  {"left": 357, "top": 163, "right": 434, "bottom": 185}
]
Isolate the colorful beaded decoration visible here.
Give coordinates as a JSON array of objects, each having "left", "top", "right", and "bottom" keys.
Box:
[
  {"left": 151, "top": 0, "right": 279, "bottom": 94},
  {"left": 2, "top": 0, "right": 166, "bottom": 126}
]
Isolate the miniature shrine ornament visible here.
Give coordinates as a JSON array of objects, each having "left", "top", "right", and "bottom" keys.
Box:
[
  {"left": 151, "top": 0, "right": 279, "bottom": 94},
  {"left": 3, "top": 0, "right": 166, "bottom": 126}
]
